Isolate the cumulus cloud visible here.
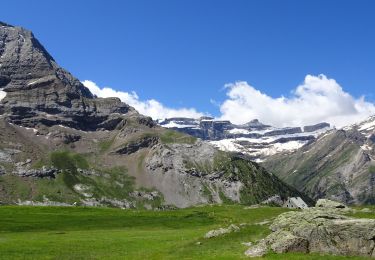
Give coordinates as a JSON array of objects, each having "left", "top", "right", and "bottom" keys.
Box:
[
  {"left": 82, "top": 75, "right": 375, "bottom": 128},
  {"left": 219, "top": 74, "right": 375, "bottom": 127},
  {"left": 82, "top": 80, "right": 205, "bottom": 120}
]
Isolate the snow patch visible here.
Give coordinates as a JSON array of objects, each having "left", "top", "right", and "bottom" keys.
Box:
[
  {"left": 359, "top": 120, "right": 375, "bottom": 131},
  {"left": 228, "top": 128, "right": 251, "bottom": 134},
  {"left": 256, "top": 141, "right": 307, "bottom": 157},
  {"left": 0, "top": 88, "right": 6, "bottom": 101},
  {"left": 209, "top": 139, "right": 242, "bottom": 152},
  {"left": 360, "top": 144, "right": 372, "bottom": 152},
  {"left": 161, "top": 121, "right": 197, "bottom": 128}
]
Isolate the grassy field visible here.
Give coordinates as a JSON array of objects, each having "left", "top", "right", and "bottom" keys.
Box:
[{"left": 0, "top": 205, "right": 372, "bottom": 260}]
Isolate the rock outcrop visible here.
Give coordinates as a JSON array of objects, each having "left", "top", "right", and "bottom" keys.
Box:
[
  {"left": 315, "top": 198, "right": 346, "bottom": 209},
  {"left": 245, "top": 202, "right": 375, "bottom": 258},
  {"left": 204, "top": 224, "right": 240, "bottom": 238}
]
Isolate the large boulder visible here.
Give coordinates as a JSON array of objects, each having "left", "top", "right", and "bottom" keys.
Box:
[
  {"left": 245, "top": 208, "right": 375, "bottom": 258},
  {"left": 316, "top": 199, "right": 346, "bottom": 209}
]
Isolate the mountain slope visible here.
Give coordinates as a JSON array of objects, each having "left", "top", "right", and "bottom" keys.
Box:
[
  {"left": 0, "top": 22, "right": 306, "bottom": 208},
  {"left": 263, "top": 117, "right": 375, "bottom": 205}
]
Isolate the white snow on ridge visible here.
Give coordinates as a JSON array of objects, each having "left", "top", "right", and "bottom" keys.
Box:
[
  {"left": 209, "top": 138, "right": 307, "bottom": 158},
  {"left": 210, "top": 139, "right": 242, "bottom": 153},
  {"left": 228, "top": 128, "right": 251, "bottom": 134},
  {"left": 0, "top": 89, "right": 6, "bottom": 101},
  {"left": 258, "top": 141, "right": 306, "bottom": 157},
  {"left": 358, "top": 120, "right": 375, "bottom": 131},
  {"left": 161, "top": 121, "right": 197, "bottom": 128}
]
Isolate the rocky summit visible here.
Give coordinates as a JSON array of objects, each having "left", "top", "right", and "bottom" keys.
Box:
[
  {"left": 0, "top": 22, "right": 305, "bottom": 208},
  {"left": 0, "top": 21, "right": 138, "bottom": 131}
]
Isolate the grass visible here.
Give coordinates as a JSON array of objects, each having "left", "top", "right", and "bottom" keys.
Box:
[
  {"left": 98, "top": 137, "right": 115, "bottom": 153},
  {"left": 50, "top": 150, "right": 90, "bottom": 171},
  {"left": 0, "top": 205, "right": 372, "bottom": 259},
  {"left": 160, "top": 129, "right": 197, "bottom": 144}
]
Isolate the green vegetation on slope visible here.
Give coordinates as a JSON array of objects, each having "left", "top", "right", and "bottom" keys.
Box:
[
  {"left": 0, "top": 205, "right": 371, "bottom": 260},
  {"left": 185, "top": 152, "right": 312, "bottom": 205},
  {"left": 0, "top": 151, "right": 164, "bottom": 208},
  {"left": 160, "top": 129, "right": 197, "bottom": 144}
]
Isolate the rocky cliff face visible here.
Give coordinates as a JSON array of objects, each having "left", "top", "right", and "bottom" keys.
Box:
[
  {"left": 263, "top": 116, "right": 375, "bottom": 205},
  {"left": 0, "top": 22, "right": 304, "bottom": 208},
  {"left": 159, "top": 117, "right": 330, "bottom": 161},
  {"left": 0, "top": 22, "right": 144, "bottom": 131}
]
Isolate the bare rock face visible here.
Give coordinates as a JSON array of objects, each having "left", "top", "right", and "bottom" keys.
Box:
[
  {"left": 0, "top": 22, "right": 152, "bottom": 131},
  {"left": 245, "top": 207, "right": 375, "bottom": 258}
]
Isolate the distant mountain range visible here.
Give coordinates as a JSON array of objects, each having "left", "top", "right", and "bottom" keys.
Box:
[
  {"left": 159, "top": 116, "right": 375, "bottom": 205},
  {"left": 158, "top": 117, "right": 331, "bottom": 161}
]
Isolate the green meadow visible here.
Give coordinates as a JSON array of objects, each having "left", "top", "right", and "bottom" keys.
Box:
[{"left": 0, "top": 205, "right": 372, "bottom": 259}]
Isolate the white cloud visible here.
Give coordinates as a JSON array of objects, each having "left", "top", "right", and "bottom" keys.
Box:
[
  {"left": 82, "top": 75, "right": 375, "bottom": 128},
  {"left": 219, "top": 74, "right": 375, "bottom": 128},
  {"left": 82, "top": 80, "right": 205, "bottom": 120},
  {"left": 0, "top": 89, "right": 6, "bottom": 101}
]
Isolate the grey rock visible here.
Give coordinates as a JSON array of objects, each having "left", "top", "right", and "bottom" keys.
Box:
[
  {"left": 0, "top": 148, "right": 21, "bottom": 162},
  {"left": 304, "top": 122, "right": 330, "bottom": 132},
  {"left": 245, "top": 207, "right": 375, "bottom": 258},
  {"left": 244, "top": 242, "right": 268, "bottom": 257},
  {"left": 16, "top": 166, "right": 59, "bottom": 178},
  {"left": 129, "top": 190, "right": 160, "bottom": 201},
  {"left": 114, "top": 136, "right": 159, "bottom": 155},
  {"left": 0, "top": 165, "right": 5, "bottom": 175},
  {"left": 316, "top": 199, "right": 346, "bottom": 208},
  {"left": 204, "top": 224, "right": 240, "bottom": 238},
  {"left": 260, "top": 195, "right": 283, "bottom": 206}
]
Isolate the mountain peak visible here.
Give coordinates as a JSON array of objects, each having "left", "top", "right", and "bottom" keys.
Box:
[
  {"left": 0, "top": 22, "right": 150, "bottom": 131},
  {"left": 0, "top": 22, "right": 91, "bottom": 96}
]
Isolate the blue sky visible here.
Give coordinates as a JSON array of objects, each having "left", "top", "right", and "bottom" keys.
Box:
[{"left": 2, "top": 0, "right": 375, "bottom": 126}]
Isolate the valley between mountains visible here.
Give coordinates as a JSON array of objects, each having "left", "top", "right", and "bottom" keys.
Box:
[{"left": 0, "top": 21, "right": 374, "bottom": 259}]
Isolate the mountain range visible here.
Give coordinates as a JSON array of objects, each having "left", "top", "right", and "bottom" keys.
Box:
[
  {"left": 159, "top": 117, "right": 331, "bottom": 161},
  {"left": 160, "top": 116, "right": 375, "bottom": 204},
  {"left": 0, "top": 22, "right": 306, "bottom": 208}
]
